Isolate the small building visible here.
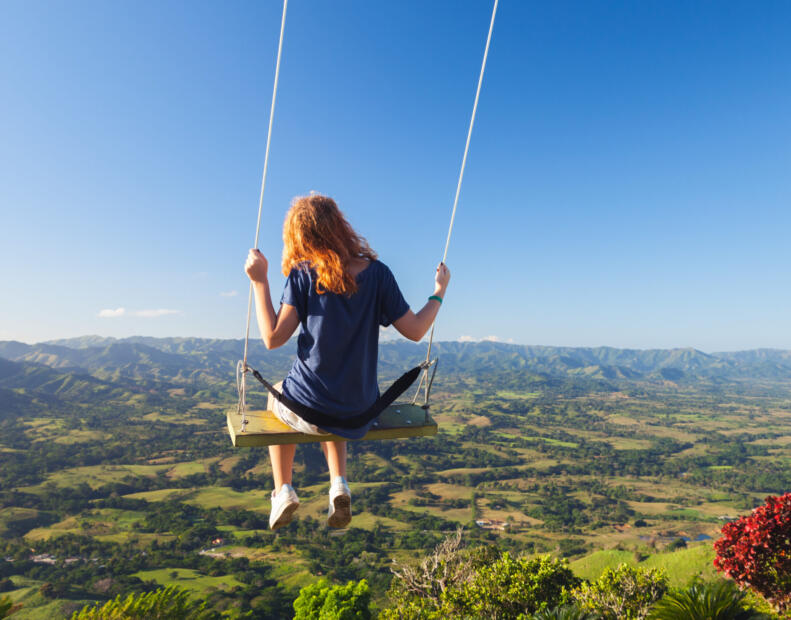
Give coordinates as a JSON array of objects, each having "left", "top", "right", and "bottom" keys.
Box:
[{"left": 475, "top": 519, "right": 508, "bottom": 531}]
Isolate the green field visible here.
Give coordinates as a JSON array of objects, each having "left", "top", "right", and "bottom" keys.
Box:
[
  {"left": 133, "top": 568, "right": 244, "bottom": 595},
  {"left": 570, "top": 544, "right": 718, "bottom": 587}
]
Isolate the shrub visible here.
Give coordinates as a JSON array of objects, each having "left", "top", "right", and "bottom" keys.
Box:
[
  {"left": 70, "top": 586, "right": 214, "bottom": 620},
  {"left": 445, "top": 553, "right": 580, "bottom": 619},
  {"left": 293, "top": 578, "right": 372, "bottom": 620},
  {"left": 573, "top": 563, "right": 668, "bottom": 620},
  {"left": 649, "top": 579, "right": 769, "bottom": 619},
  {"left": 383, "top": 531, "right": 577, "bottom": 619},
  {"left": 714, "top": 492, "right": 791, "bottom": 613},
  {"left": 382, "top": 529, "right": 499, "bottom": 619}
]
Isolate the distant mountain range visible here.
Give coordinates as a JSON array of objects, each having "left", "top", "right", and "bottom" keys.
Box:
[
  {"left": 3, "top": 335, "right": 791, "bottom": 419},
  {"left": 1, "top": 336, "right": 791, "bottom": 393}
]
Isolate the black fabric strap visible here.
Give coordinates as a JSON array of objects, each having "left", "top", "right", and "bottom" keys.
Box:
[{"left": 249, "top": 365, "right": 423, "bottom": 430}]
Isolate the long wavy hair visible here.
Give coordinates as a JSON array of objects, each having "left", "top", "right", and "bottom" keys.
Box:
[{"left": 282, "top": 194, "right": 377, "bottom": 295}]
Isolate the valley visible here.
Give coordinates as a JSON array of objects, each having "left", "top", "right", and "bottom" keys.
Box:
[{"left": 1, "top": 337, "right": 790, "bottom": 617}]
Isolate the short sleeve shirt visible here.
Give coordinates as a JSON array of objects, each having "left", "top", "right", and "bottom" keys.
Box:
[{"left": 280, "top": 260, "right": 409, "bottom": 439}]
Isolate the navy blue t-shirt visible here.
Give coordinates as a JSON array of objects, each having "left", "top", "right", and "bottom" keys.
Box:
[{"left": 280, "top": 260, "right": 410, "bottom": 439}]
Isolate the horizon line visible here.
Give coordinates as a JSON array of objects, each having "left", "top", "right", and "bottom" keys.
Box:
[{"left": 2, "top": 334, "right": 790, "bottom": 356}]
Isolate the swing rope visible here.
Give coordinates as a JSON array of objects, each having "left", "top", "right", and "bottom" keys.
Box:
[
  {"left": 414, "top": 0, "right": 498, "bottom": 405},
  {"left": 236, "top": 0, "right": 497, "bottom": 428},
  {"left": 238, "top": 0, "right": 289, "bottom": 430}
]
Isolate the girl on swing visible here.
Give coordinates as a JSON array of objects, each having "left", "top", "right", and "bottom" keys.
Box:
[{"left": 244, "top": 194, "right": 451, "bottom": 530}]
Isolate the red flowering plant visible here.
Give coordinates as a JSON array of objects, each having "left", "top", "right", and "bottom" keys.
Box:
[{"left": 714, "top": 492, "right": 791, "bottom": 613}]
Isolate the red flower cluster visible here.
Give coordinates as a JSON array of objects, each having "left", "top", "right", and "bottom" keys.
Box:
[{"left": 714, "top": 492, "right": 791, "bottom": 611}]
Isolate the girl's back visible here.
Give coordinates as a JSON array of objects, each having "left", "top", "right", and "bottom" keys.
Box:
[{"left": 281, "top": 258, "right": 408, "bottom": 439}]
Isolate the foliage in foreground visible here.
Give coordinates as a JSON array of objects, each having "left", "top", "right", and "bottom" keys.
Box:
[
  {"left": 70, "top": 585, "right": 214, "bottom": 620},
  {"left": 714, "top": 492, "right": 791, "bottom": 613},
  {"left": 573, "top": 563, "right": 668, "bottom": 620},
  {"left": 293, "top": 578, "right": 372, "bottom": 620},
  {"left": 448, "top": 552, "right": 579, "bottom": 618},
  {"left": 380, "top": 530, "right": 578, "bottom": 619},
  {"left": 649, "top": 579, "right": 770, "bottom": 620}
]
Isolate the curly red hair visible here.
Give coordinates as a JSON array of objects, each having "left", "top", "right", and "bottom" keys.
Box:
[{"left": 282, "top": 194, "right": 377, "bottom": 295}]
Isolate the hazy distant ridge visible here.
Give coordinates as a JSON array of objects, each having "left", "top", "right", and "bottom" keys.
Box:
[{"left": 2, "top": 337, "right": 791, "bottom": 385}]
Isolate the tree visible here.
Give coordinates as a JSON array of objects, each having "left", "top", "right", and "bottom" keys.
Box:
[
  {"left": 573, "top": 564, "right": 667, "bottom": 620},
  {"left": 292, "top": 578, "right": 372, "bottom": 620},
  {"left": 39, "top": 581, "right": 68, "bottom": 599},
  {"left": 649, "top": 579, "right": 769, "bottom": 620},
  {"left": 382, "top": 529, "right": 501, "bottom": 619},
  {"left": 446, "top": 553, "right": 579, "bottom": 618},
  {"left": 70, "top": 586, "right": 215, "bottom": 620},
  {"left": 666, "top": 538, "right": 687, "bottom": 552},
  {"left": 714, "top": 492, "right": 791, "bottom": 613}
]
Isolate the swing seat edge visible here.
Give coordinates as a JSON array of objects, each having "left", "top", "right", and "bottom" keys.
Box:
[{"left": 226, "top": 403, "right": 437, "bottom": 447}]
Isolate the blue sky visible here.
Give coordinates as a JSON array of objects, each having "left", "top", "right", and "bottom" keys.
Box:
[{"left": 1, "top": 1, "right": 789, "bottom": 351}]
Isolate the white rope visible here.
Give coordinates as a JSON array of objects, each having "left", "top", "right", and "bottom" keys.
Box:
[
  {"left": 236, "top": 359, "right": 247, "bottom": 419},
  {"left": 415, "top": 0, "right": 498, "bottom": 404},
  {"left": 239, "top": 0, "right": 289, "bottom": 428},
  {"left": 441, "top": 0, "right": 498, "bottom": 266}
]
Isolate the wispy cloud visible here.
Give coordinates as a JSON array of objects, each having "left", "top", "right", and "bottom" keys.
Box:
[
  {"left": 379, "top": 326, "right": 401, "bottom": 342},
  {"left": 459, "top": 334, "right": 514, "bottom": 344},
  {"left": 97, "top": 308, "right": 181, "bottom": 319},
  {"left": 484, "top": 335, "right": 514, "bottom": 343},
  {"left": 98, "top": 307, "right": 126, "bottom": 318},
  {"left": 220, "top": 290, "right": 238, "bottom": 298},
  {"left": 134, "top": 309, "right": 181, "bottom": 318}
]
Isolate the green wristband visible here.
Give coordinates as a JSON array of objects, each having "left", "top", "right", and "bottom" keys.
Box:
[{"left": 429, "top": 295, "right": 443, "bottom": 304}]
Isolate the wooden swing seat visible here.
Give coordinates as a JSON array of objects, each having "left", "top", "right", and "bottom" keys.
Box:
[{"left": 226, "top": 403, "right": 437, "bottom": 447}]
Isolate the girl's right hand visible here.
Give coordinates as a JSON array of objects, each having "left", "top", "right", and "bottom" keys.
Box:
[
  {"left": 434, "top": 262, "right": 450, "bottom": 295},
  {"left": 245, "top": 249, "right": 269, "bottom": 283}
]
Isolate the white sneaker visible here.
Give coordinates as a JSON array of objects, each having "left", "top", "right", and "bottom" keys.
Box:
[
  {"left": 327, "top": 476, "right": 351, "bottom": 529},
  {"left": 269, "top": 484, "right": 299, "bottom": 530}
]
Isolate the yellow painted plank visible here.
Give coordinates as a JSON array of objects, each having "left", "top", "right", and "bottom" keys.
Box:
[{"left": 227, "top": 404, "right": 437, "bottom": 447}]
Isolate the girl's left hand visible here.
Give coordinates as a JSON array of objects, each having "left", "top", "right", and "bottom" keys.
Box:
[{"left": 245, "top": 249, "right": 268, "bottom": 283}]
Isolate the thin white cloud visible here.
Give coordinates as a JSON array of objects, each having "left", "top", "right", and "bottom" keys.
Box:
[
  {"left": 220, "top": 290, "right": 238, "bottom": 297},
  {"left": 459, "top": 335, "right": 514, "bottom": 344},
  {"left": 98, "top": 308, "right": 126, "bottom": 318},
  {"left": 98, "top": 307, "right": 181, "bottom": 318},
  {"left": 134, "top": 309, "right": 181, "bottom": 318}
]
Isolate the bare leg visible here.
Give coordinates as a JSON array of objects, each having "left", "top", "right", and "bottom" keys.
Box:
[
  {"left": 321, "top": 441, "right": 347, "bottom": 479},
  {"left": 269, "top": 444, "right": 297, "bottom": 491}
]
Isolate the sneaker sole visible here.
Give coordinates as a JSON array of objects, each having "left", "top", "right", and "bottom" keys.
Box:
[
  {"left": 328, "top": 494, "right": 351, "bottom": 529},
  {"left": 270, "top": 501, "right": 299, "bottom": 530}
]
